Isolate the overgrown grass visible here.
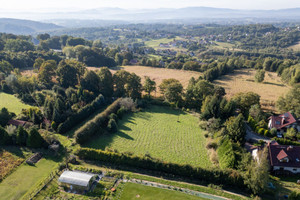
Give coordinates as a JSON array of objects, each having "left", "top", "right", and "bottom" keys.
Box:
[
  {"left": 0, "top": 158, "right": 58, "bottom": 200},
  {"left": 84, "top": 105, "right": 212, "bottom": 168},
  {"left": 119, "top": 182, "right": 206, "bottom": 200},
  {"left": 0, "top": 92, "right": 32, "bottom": 114}
]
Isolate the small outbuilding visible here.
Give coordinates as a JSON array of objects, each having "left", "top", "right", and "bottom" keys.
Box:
[{"left": 58, "top": 170, "right": 97, "bottom": 193}]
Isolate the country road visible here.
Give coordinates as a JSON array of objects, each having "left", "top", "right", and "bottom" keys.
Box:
[{"left": 245, "top": 123, "right": 272, "bottom": 143}]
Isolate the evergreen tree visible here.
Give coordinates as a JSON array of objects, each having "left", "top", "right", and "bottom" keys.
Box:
[
  {"left": 0, "top": 126, "right": 9, "bottom": 145},
  {"left": 27, "top": 128, "right": 44, "bottom": 148},
  {"left": 16, "top": 126, "right": 28, "bottom": 146}
]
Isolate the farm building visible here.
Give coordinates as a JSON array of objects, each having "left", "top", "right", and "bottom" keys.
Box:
[
  {"left": 58, "top": 171, "right": 98, "bottom": 193},
  {"left": 268, "top": 142, "right": 300, "bottom": 174}
]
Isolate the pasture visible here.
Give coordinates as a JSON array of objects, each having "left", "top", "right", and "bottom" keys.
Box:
[
  {"left": 120, "top": 182, "right": 206, "bottom": 200},
  {"left": 0, "top": 92, "right": 32, "bottom": 114},
  {"left": 84, "top": 105, "right": 212, "bottom": 168},
  {"left": 213, "top": 69, "right": 289, "bottom": 111}
]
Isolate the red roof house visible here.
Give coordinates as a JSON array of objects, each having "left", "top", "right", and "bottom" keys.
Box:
[
  {"left": 268, "top": 142, "right": 300, "bottom": 174},
  {"left": 268, "top": 112, "right": 298, "bottom": 133}
]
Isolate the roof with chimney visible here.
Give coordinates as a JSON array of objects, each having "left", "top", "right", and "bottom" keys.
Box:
[
  {"left": 268, "top": 142, "right": 300, "bottom": 168},
  {"left": 269, "top": 112, "right": 297, "bottom": 130}
]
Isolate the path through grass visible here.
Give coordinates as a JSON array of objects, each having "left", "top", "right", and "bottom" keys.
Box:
[{"left": 85, "top": 106, "right": 212, "bottom": 168}]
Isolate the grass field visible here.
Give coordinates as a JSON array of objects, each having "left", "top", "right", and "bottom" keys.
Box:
[
  {"left": 120, "top": 182, "right": 206, "bottom": 200},
  {"left": 84, "top": 105, "right": 212, "bottom": 168},
  {"left": 213, "top": 69, "right": 289, "bottom": 111},
  {"left": 0, "top": 158, "right": 58, "bottom": 200},
  {"left": 0, "top": 93, "right": 32, "bottom": 114}
]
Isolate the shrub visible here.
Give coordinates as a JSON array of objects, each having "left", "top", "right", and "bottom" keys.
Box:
[
  {"left": 107, "top": 119, "right": 118, "bottom": 133},
  {"left": 270, "top": 128, "right": 277, "bottom": 136},
  {"left": 264, "top": 129, "right": 271, "bottom": 137},
  {"left": 117, "top": 107, "right": 127, "bottom": 119},
  {"left": 258, "top": 128, "right": 265, "bottom": 135}
]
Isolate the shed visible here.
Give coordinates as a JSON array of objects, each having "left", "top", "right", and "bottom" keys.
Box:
[{"left": 58, "top": 170, "right": 97, "bottom": 192}]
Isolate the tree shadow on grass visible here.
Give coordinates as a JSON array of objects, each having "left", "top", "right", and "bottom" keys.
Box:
[
  {"left": 263, "top": 82, "right": 286, "bottom": 87},
  {"left": 84, "top": 105, "right": 188, "bottom": 150}
]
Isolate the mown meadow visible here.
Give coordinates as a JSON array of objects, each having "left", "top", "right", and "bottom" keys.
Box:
[
  {"left": 85, "top": 105, "right": 212, "bottom": 168},
  {"left": 0, "top": 92, "right": 32, "bottom": 114}
]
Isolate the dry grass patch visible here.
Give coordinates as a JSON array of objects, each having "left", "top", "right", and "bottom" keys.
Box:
[
  {"left": 213, "top": 69, "right": 289, "bottom": 111},
  {"left": 0, "top": 151, "right": 24, "bottom": 181}
]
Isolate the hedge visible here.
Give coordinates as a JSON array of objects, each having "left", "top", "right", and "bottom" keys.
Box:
[
  {"left": 274, "top": 138, "right": 300, "bottom": 146},
  {"left": 74, "top": 98, "right": 122, "bottom": 144},
  {"left": 76, "top": 148, "right": 246, "bottom": 191},
  {"left": 57, "top": 94, "right": 105, "bottom": 134}
]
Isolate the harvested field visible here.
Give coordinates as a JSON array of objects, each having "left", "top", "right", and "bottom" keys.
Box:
[{"left": 213, "top": 69, "right": 290, "bottom": 111}]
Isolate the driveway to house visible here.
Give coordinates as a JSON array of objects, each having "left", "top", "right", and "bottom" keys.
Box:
[{"left": 245, "top": 123, "right": 272, "bottom": 143}]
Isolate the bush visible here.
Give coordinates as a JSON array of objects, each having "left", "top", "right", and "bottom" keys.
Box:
[
  {"left": 270, "top": 128, "right": 277, "bottom": 136},
  {"left": 117, "top": 107, "right": 127, "bottom": 119},
  {"left": 258, "top": 128, "right": 265, "bottom": 135},
  {"left": 74, "top": 99, "right": 122, "bottom": 144},
  {"left": 107, "top": 119, "right": 118, "bottom": 133},
  {"left": 264, "top": 129, "right": 271, "bottom": 137}
]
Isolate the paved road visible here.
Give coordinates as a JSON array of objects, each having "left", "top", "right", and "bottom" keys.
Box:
[{"left": 245, "top": 123, "right": 272, "bottom": 143}]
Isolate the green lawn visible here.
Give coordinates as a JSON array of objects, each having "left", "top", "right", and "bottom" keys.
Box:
[
  {"left": 85, "top": 106, "right": 212, "bottom": 168},
  {"left": 120, "top": 182, "right": 206, "bottom": 200},
  {"left": 0, "top": 92, "right": 32, "bottom": 114},
  {"left": 0, "top": 158, "right": 58, "bottom": 200}
]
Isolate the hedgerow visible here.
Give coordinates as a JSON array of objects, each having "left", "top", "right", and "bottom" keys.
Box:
[
  {"left": 74, "top": 98, "right": 122, "bottom": 144},
  {"left": 76, "top": 147, "right": 246, "bottom": 190}
]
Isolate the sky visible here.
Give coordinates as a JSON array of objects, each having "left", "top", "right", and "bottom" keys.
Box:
[{"left": 2, "top": 0, "right": 300, "bottom": 11}]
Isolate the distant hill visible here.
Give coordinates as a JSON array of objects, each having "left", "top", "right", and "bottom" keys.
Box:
[
  {"left": 0, "top": 18, "right": 63, "bottom": 35},
  {"left": 2, "top": 7, "right": 300, "bottom": 28}
]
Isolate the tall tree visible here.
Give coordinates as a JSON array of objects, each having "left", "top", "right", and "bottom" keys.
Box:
[
  {"left": 97, "top": 67, "right": 114, "bottom": 97},
  {"left": 38, "top": 60, "right": 56, "bottom": 84},
  {"left": 143, "top": 76, "right": 156, "bottom": 97},
  {"left": 225, "top": 114, "right": 246, "bottom": 145}
]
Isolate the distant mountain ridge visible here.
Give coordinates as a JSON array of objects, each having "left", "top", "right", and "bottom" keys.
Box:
[
  {"left": 1, "top": 7, "right": 300, "bottom": 34},
  {"left": 0, "top": 18, "right": 63, "bottom": 35}
]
